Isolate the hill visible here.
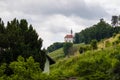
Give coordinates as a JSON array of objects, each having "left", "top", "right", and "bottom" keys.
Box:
[
  {"left": 49, "top": 33, "right": 120, "bottom": 61},
  {"left": 48, "top": 34, "right": 120, "bottom": 80}
]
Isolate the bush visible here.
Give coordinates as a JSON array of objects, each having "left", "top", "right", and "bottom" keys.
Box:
[
  {"left": 79, "top": 46, "right": 85, "bottom": 54},
  {"left": 105, "top": 40, "right": 111, "bottom": 47},
  {"left": 90, "top": 39, "right": 98, "bottom": 50},
  {"left": 76, "top": 56, "right": 111, "bottom": 80},
  {"left": 63, "top": 42, "right": 73, "bottom": 56},
  {"left": 113, "top": 33, "right": 116, "bottom": 38},
  {"left": 0, "top": 63, "right": 6, "bottom": 77},
  {"left": 9, "top": 56, "right": 42, "bottom": 80},
  {"left": 79, "top": 45, "right": 91, "bottom": 54}
]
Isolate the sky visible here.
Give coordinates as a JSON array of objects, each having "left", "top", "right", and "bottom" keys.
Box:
[{"left": 0, "top": 0, "right": 120, "bottom": 48}]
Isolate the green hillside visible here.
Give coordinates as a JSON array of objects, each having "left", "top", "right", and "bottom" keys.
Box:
[
  {"left": 48, "top": 43, "right": 84, "bottom": 61},
  {"left": 48, "top": 48, "right": 64, "bottom": 61},
  {"left": 49, "top": 34, "right": 120, "bottom": 61},
  {"left": 48, "top": 34, "right": 120, "bottom": 80}
]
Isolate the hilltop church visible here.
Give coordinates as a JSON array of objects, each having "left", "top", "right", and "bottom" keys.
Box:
[{"left": 64, "top": 29, "right": 74, "bottom": 43}]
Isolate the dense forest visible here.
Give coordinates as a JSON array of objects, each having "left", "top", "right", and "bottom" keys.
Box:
[
  {"left": 74, "top": 19, "right": 120, "bottom": 44},
  {"left": 0, "top": 18, "right": 46, "bottom": 75}
]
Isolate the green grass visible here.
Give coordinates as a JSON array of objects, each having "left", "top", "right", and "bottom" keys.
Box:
[
  {"left": 48, "top": 48, "right": 65, "bottom": 61},
  {"left": 48, "top": 43, "right": 84, "bottom": 61}
]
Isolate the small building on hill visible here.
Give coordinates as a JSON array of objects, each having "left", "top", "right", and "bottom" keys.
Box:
[
  {"left": 43, "top": 55, "right": 55, "bottom": 74},
  {"left": 64, "top": 29, "right": 74, "bottom": 43}
]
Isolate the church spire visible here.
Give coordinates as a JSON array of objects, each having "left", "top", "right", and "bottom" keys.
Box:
[{"left": 71, "top": 29, "right": 73, "bottom": 35}]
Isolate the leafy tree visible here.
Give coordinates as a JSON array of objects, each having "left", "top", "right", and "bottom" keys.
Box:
[
  {"left": 74, "top": 19, "right": 116, "bottom": 44},
  {"left": 0, "top": 18, "right": 5, "bottom": 34},
  {"left": 9, "top": 56, "right": 42, "bottom": 80},
  {"left": 0, "top": 63, "right": 6, "bottom": 77},
  {"left": 63, "top": 42, "right": 73, "bottom": 56},
  {"left": 74, "top": 33, "right": 80, "bottom": 43},
  {"left": 111, "top": 16, "right": 118, "bottom": 27},
  {"left": 0, "top": 18, "right": 46, "bottom": 75}
]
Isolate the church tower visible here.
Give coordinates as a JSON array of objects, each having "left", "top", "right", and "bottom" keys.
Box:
[{"left": 64, "top": 29, "right": 74, "bottom": 43}]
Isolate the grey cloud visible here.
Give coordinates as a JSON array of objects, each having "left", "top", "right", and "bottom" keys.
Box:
[
  {"left": 1, "top": 0, "right": 109, "bottom": 20},
  {"left": 47, "top": 26, "right": 68, "bottom": 34}
]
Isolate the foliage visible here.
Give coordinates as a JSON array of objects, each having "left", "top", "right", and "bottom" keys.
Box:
[
  {"left": 50, "top": 43, "right": 120, "bottom": 80},
  {"left": 76, "top": 57, "right": 111, "bottom": 80},
  {"left": 47, "top": 42, "right": 64, "bottom": 53},
  {"left": 0, "top": 18, "right": 46, "bottom": 75},
  {"left": 74, "top": 19, "right": 120, "bottom": 44},
  {"left": 63, "top": 42, "right": 73, "bottom": 56},
  {"left": 79, "top": 45, "right": 91, "bottom": 54},
  {"left": 90, "top": 39, "right": 98, "bottom": 50},
  {"left": 49, "top": 43, "right": 82, "bottom": 61},
  {"left": 9, "top": 56, "right": 42, "bottom": 80},
  {"left": 0, "top": 63, "right": 6, "bottom": 77},
  {"left": 0, "top": 56, "right": 51, "bottom": 80},
  {"left": 74, "top": 33, "right": 80, "bottom": 44},
  {"left": 111, "top": 15, "right": 119, "bottom": 27},
  {"left": 113, "top": 33, "right": 117, "bottom": 38}
]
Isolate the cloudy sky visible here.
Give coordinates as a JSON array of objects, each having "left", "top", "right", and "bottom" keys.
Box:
[{"left": 0, "top": 0, "right": 120, "bottom": 48}]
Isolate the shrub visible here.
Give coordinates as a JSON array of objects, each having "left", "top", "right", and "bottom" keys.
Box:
[
  {"left": 105, "top": 40, "right": 111, "bottom": 47},
  {"left": 113, "top": 33, "right": 116, "bottom": 38},
  {"left": 79, "top": 45, "right": 91, "bottom": 54},
  {"left": 76, "top": 56, "right": 111, "bottom": 80},
  {"left": 90, "top": 39, "right": 98, "bottom": 50},
  {"left": 63, "top": 42, "right": 73, "bottom": 56},
  {"left": 9, "top": 56, "right": 42, "bottom": 80}
]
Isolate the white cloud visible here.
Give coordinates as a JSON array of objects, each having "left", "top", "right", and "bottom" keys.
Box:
[{"left": 34, "top": 14, "right": 86, "bottom": 47}]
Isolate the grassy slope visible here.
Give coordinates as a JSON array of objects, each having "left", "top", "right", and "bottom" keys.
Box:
[
  {"left": 49, "top": 46, "right": 120, "bottom": 79},
  {"left": 48, "top": 34, "right": 120, "bottom": 79},
  {"left": 48, "top": 43, "right": 83, "bottom": 61},
  {"left": 48, "top": 48, "right": 64, "bottom": 61}
]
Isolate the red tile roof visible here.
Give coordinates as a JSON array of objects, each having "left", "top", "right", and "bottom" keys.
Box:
[{"left": 64, "top": 35, "right": 73, "bottom": 38}]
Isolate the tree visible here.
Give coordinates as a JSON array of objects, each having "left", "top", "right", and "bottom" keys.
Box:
[
  {"left": 74, "top": 33, "right": 80, "bottom": 44},
  {"left": 9, "top": 56, "right": 42, "bottom": 80},
  {"left": 63, "top": 42, "right": 73, "bottom": 57},
  {"left": 74, "top": 19, "right": 114, "bottom": 44},
  {"left": 111, "top": 16, "right": 118, "bottom": 27},
  {"left": 90, "top": 39, "right": 98, "bottom": 50},
  {"left": 0, "top": 18, "right": 46, "bottom": 75}
]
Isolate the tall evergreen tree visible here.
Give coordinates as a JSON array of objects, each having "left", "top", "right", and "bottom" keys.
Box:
[{"left": 0, "top": 18, "right": 46, "bottom": 73}]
